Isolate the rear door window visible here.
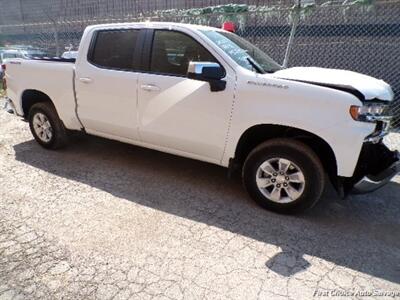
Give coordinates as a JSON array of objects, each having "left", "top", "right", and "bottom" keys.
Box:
[{"left": 89, "top": 29, "right": 139, "bottom": 71}]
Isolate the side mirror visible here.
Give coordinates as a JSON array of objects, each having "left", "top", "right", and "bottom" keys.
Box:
[{"left": 187, "top": 62, "right": 226, "bottom": 92}]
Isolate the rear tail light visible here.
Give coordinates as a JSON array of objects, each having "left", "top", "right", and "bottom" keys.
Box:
[{"left": 2, "top": 64, "right": 6, "bottom": 90}]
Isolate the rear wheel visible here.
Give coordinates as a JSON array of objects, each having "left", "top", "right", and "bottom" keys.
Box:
[
  {"left": 243, "top": 138, "right": 325, "bottom": 214},
  {"left": 28, "top": 102, "right": 68, "bottom": 149}
]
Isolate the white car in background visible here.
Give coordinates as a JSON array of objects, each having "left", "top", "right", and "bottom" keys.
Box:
[
  {"left": 0, "top": 50, "right": 24, "bottom": 79},
  {"left": 20, "top": 49, "right": 47, "bottom": 59},
  {"left": 1, "top": 48, "right": 47, "bottom": 79},
  {"left": 61, "top": 50, "right": 78, "bottom": 60}
]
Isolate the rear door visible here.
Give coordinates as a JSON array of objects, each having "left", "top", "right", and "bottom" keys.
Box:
[
  {"left": 75, "top": 28, "right": 143, "bottom": 140},
  {"left": 137, "top": 28, "right": 236, "bottom": 163}
]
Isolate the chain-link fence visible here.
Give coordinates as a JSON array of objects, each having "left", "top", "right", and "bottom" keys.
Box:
[{"left": 0, "top": 0, "right": 399, "bottom": 129}]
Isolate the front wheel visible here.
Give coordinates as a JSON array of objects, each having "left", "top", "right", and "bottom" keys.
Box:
[{"left": 243, "top": 138, "right": 325, "bottom": 214}]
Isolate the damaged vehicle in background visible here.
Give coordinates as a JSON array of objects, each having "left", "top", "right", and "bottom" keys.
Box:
[{"left": 3, "top": 22, "right": 399, "bottom": 214}]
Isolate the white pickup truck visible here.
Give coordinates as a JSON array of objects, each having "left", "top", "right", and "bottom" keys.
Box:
[{"left": 3, "top": 22, "right": 399, "bottom": 213}]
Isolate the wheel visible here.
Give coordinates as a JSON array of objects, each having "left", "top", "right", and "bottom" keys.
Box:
[
  {"left": 243, "top": 138, "right": 325, "bottom": 214},
  {"left": 28, "top": 102, "right": 68, "bottom": 149}
]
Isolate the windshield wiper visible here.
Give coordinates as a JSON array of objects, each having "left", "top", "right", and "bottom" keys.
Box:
[{"left": 246, "top": 57, "right": 265, "bottom": 74}]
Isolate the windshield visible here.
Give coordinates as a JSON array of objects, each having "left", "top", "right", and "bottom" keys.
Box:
[{"left": 200, "top": 30, "right": 282, "bottom": 74}]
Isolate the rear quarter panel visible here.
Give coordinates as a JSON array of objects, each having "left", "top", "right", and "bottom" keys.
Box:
[{"left": 6, "top": 59, "right": 81, "bottom": 130}]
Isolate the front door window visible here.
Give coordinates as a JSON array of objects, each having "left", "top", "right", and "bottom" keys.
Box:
[{"left": 150, "top": 30, "right": 218, "bottom": 76}]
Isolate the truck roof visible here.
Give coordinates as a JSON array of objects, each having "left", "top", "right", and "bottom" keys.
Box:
[{"left": 86, "top": 22, "right": 224, "bottom": 32}]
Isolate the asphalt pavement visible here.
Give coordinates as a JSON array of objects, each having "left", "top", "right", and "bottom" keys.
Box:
[{"left": 0, "top": 102, "right": 399, "bottom": 299}]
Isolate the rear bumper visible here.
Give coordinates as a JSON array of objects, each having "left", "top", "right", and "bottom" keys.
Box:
[
  {"left": 352, "top": 150, "right": 399, "bottom": 194},
  {"left": 3, "top": 97, "right": 17, "bottom": 115}
]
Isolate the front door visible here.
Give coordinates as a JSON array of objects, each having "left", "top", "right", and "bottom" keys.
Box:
[{"left": 137, "top": 29, "right": 235, "bottom": 163}]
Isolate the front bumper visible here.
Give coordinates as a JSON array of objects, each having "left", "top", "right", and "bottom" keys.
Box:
[
  {"left": 345, "top": 142, "right": 399, "bottom": 195},
  {"left": 352, "top": 150, "right": 399, "bottom": 194}
]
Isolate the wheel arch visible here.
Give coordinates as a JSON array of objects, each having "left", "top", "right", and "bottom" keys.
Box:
[
  {"left": 21, "top": 89, "right": 55, "bottom": 119},
  {"left": 232, "top": 124, "right": 338, "bottom": 179}
]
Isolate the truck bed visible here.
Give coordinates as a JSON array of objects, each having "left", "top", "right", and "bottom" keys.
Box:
[{"left": 5, "top": 58, "right": 81, "bottom": 130}]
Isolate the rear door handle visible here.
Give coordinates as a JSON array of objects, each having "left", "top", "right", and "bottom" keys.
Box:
[
  {"left": 79, "top": 77, "right": 92, "bottom": 84},
  {"left": 141, "top": 84, "right": 160, "bottom": 92}
]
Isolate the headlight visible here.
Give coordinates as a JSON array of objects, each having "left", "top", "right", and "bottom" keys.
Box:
[{"left": 349, "top": 103, "right": 391, "bottom": 122}]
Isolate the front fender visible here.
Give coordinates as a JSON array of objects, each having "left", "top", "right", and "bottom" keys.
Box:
[{"left": 222, "top": 74, "right": 375, "bottom": 177}]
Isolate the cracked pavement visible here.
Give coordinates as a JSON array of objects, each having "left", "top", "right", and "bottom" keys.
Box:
[{"left": 0, "top": 101, "right": 399, "bottom": 299}]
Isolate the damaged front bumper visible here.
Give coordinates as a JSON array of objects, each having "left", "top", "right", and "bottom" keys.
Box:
[
  {"left": 352, "top": 150, "right": 399, "bottom": 194},
  {"left": 340, "top": 142, "right": 399, "bottom": 195}
]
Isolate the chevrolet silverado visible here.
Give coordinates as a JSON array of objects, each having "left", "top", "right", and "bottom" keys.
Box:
[{"left": 3, "top": 22, "right": 399, "bottom": 213}]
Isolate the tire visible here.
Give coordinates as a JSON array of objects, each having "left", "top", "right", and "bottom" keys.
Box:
[
  {"left": 28, "top": 102, "right": 68, "bottom": 149},
  {"left": 242, "top": 138, "right": 325, "bottom": 214}
]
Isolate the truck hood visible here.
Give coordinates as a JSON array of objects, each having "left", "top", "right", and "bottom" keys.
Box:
[{"left": 273, "top": 67, "right": 394, "bottom": 102}]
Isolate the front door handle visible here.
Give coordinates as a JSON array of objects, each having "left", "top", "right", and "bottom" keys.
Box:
[
  {"left": 79, "top": 77, "right": 92, "bottom": 84},
  {"left": 141, "top": 84, "right": 160, "bottom": 92}
]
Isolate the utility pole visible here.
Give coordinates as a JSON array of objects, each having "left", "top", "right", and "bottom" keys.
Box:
[{"left": 283, "top": 0, "right": 301, "bottom": 68}]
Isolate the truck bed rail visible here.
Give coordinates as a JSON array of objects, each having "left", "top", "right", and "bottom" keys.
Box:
[{"left": 29, "top": 57, "right": 76, "bottom": 63}]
